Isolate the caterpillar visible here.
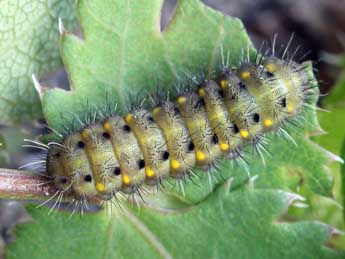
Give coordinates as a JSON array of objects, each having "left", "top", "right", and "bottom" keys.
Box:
[{"left": 32, "top": 51, "right": 315, "bottom": 208}]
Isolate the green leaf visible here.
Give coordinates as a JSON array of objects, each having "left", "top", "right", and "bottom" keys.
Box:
[
  {"left": 341, "top": 138, "right": 345, "bottom": 223},
  {"left": 7, "top": 186, "right": 344, "bottom": 259},
  {"left": 303, "top": 85, "right": 345, "bottom": 249},
  {"left": 0, "top": 0, "right": 77, "bottom": 125},
  {"left": 324, "top": 75, "right": 345, "bottom": 106},
  {"left": 323, "top": 54, "right": 345, "bottom": 106},
  {"left": 9, "top": 0, "right": 342, "bottom": 258},
  {"left": 0, "top": 126, "right": 36, "bottom": 168},
  {"left": 313, "top": 107, "right": 345, "bottom": 156},
  {"left": 0, "top": 133, "right": 9, "bottom": 166},
  {"left": 315, "top": 72, "right": 345, "bottom": 157}
]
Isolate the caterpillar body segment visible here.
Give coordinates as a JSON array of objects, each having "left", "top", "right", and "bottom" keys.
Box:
[
  {"left": 198, "top": 80, "right": 242, "bottom": 154},
  {"left": 80, "top": 124, "right": 122, "bottom": 199},
  {"left": 219, "top": 71, "right": 263, "bottom": 141},
  {"left": 103, "top": 116, "right": 146, "bottom": 194},
  {"left": 46, "top": 56, "right": 312, "bottom": 202},
  {"left": 177, "top": 92, "right": 222, "bottom": 166},
  {"left": 152, "top": 102, "right": 196, "bottom": 179},
  {"left": 124, "top": 110, "right": 171, "bottom": 185}
]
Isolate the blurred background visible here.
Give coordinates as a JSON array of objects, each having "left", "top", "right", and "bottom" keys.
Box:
[{"left": 1, "top": 0, "right": 345, "bottom": 256}]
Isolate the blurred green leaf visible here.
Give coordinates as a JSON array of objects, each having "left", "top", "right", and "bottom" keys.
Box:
[
  {"left": 0, "top": 0, "right": 77, "bottom": 125},
  {"left": 0, "top": 133, "right": 9, "bottom": 166},
  {"left": 313, "top": 107, "right": 345, "bottom": 155},
  {"left": 341, "top": 137, "right": 345, "bottom": 223},
  {"left": 0, "top": 128, "right": 28, "bottom": 167},
  {"left": 292, "top": 63, "right": 345, "bottom": 249}
]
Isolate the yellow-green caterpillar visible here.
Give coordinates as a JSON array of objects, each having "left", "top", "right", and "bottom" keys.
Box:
[{"left": 43, "top": 55, "right": 314, "bottom": 204}]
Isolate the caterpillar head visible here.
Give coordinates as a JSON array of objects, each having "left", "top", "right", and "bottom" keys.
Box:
[
  {"left": 47, "top": 147, "right": 73, "bottom": 194},
  {"left": 47, "top": 136, "right": 99, "bottom": 200}
]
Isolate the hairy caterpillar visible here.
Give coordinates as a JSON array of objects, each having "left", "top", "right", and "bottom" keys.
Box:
[{"left": 29, "top": 50, "right": 316, "bottom": 210}]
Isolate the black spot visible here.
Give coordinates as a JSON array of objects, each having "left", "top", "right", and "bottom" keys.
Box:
[
  {"left": 138, "top": 159, "right": 145, "bottom": 169},
  {"left": 53, "top": 152, "right": 61, "bottom": 158},
  {"left": 147, "top": 116, "right": 155, "bottom": 123},
  {"left": 238, "top": 82, "right": 246, "bottom": 89},
  {"left": 102, "top": 132, "right": 110, "bottom": 139},
  {"left": 281, "top": 97, "right": 287, "bottom": 108},
  {"left": 123, "top": 124, "right": 131, "bottom": 133},
  {"left": 197, "top": 82, "right": 205, "bottom": 88},
  {"left": 174, "top": 107, "right": 180, "bottom": 115},
  {"left": 84, "top": 175, "right": 92, "bottom": 182},
  {"left": 253, "top": 113, "right": 260, "bottom": 123},
  {"left": 212, "top": 134, "right": 219, "bottom": 144},
  {"left": 194, "top": 98, "right": 206, "bottom": 109},
  {"left": 162, "top": 151, "right": 170, "bottom": 161},
  {"left": 233, "top": 124, "right": 239, "bottom": 134},
  {"left": 265, "top": 71, "right": 275, "bottom": 78},
  {"left": 114, "top": 167, "right": 121, "bottom": 176},
  {"left": 77, "top": 141, "right": 85, "bottom": 149},
  {"left": 59, "top": 177, "right": 67, "bottom": 184},
  {"left": 188, "top": 141, "right": 195, "bottom": 151},
  {"left": 218, "top": 89, "right": 224, "bottom": 98}
]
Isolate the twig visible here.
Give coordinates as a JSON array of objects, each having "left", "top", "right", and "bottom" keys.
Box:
[
  {"left": 0, "top": 168, "right": 57, "bottom": 201},
  {"left": 0, "top": 168, "right": 102, "bottom": 206}
]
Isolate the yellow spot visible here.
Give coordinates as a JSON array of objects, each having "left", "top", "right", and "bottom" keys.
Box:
[
  {"left": 240, "top": 129, "right": 249, "bottom": 139},
  {"left": 122, "top": 174, "right": 131, "bottom": 185},
  {"left": 81, "top": 130, "right": 89, "bottom": 139},
  {"left": 96, "top": 182, "right": 105, "bottom": 192},
  {"left": 152, "top": 107, "right": 161, "bottom": 116},
  {"left": 125, "top": 113, "right": 133, "bottom": 123},
  {"left": 171, "top": 159, "right": 181, "bottom": 170},
  {"left": 287, "top": 104, "right": 294, "bottom": 113},
  {"left": 103, "top": 121, "right": 112, "bottom": 132},
  {"left": 266, "top": 64, "right": 275, "bottom": 73},
  {"left": 220, "top": 143, "right": 230, "bottom": 152},
  {"left": 196, "top": 150, "right": 206, "bottom": 161},
  {"left": 241, "top": 71, "right": 251, "bottom": 80},
  {"left": 177, "top": 96, "right": 186, "bottom": 104},
  {"left": 263, "top": 118, "right": 273, "bottom": 127},
  {"left": 145, "top": 167, "right": 155, "bottom": 178},
  {"left": 220, "top": 79, "right": 229, "bottom": 89},
  {"left": 198, "top": 88, "right": 206, "bottom": 97}
]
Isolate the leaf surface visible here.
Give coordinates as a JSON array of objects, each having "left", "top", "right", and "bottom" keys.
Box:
[
  {"left": 0, "top": 0, "right": 77, "bottom": 124},
  {"left": 8, "top": 186, "right": 344, "bottom": 259}
]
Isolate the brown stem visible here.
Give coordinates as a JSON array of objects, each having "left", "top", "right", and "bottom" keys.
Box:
[{"left": 0, "top": 168, "right": 58, "bottom": 201}]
